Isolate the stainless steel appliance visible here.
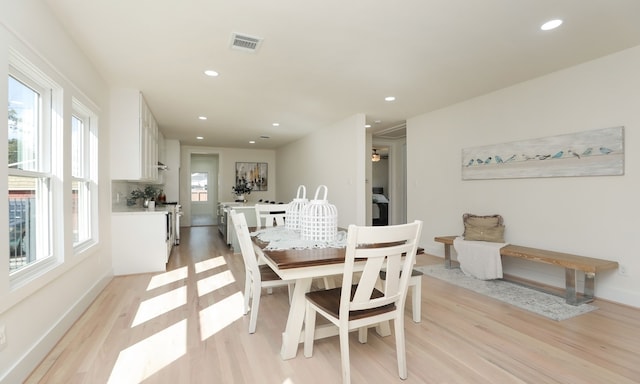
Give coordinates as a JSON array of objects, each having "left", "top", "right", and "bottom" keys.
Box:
[{"left": 174, "top": 204, "right": 182, "bottom": 245}]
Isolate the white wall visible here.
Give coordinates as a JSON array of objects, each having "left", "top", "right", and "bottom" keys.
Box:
[
  {"left": 0, "top": 0, "right": 113, "bottom": 382},
  {"left": 276, "top": 114, "right": 367, "bottom": 227},
  {"left": 407, "top": 45, "right": 640, "bottom": 307}
]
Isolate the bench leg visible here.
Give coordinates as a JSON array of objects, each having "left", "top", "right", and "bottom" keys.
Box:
[
  {"left": 565, "top": 268, "right": 578, "bottom": 305},
  {"left": 444, "top": 244, "right": 452, "bottom": 269},
  {"left": 565, "top": 268, "right": 595, "bottom": 305}
]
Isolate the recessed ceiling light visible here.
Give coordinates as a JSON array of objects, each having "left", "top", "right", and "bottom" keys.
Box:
[
  {"left": 541, "top": 19, "right": 563, "bottom": 31},
  {"left": 384, "top": 96, "right": 396, "bottom": 102},
  {"left": 196, "top": 136, "right": 204, "bottom": 140},
  {"left": 249, "top": 140, "right": 256, "bottom": 144},
  {"left": 204, "top": 70, "right": 219, "bottom": 77},
  {"left": 198, "top": 116, "right": 207, "bottom": 120},
  {"left": 374, "top": 120, "right": 382, "bottom": 124},
  {"left": 364, "top": 124, "right": 371, "bottom": 128},
  {"left": 272, "top": 122, "right": 280, "bottom": 127}
]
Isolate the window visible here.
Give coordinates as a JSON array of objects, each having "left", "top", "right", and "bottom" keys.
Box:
[
  {"left": 71, "top": 99, "right": 98, "bottom": 247},
  {"left": 191, "top": 172, "right": 208, "bottom": 202},
  {"left": 7, "top": 67, "right": 54, "bottom": 273}
]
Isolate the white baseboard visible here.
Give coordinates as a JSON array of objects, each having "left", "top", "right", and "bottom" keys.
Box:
[{"left": 1, "top": 272, "right": 112, "bottom": 384}]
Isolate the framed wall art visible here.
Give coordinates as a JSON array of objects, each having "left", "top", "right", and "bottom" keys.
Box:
[
  {"left": 235, "top": 162, "right": 268, "bottom": 191},
  {"left": 461, "top": 126, "right": 624, "bottom": 180}
]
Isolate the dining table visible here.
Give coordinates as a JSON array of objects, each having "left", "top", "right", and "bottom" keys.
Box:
[{"left": 251, "top": 226, "right": 394, "bottom": 360}]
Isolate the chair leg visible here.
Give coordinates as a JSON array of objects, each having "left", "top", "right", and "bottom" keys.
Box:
[
  {"left": 339, "top": 325, "right": 351, "bottom": 384},
  {"left": 393, "top": 316, "right": 408, "bottom": 379},
  {"left": 248, "top": 281, "right": 261, "bottom": 334},
  {"left": 303, "top": 303, "right": 317, "bottom": 357},
  {"left": 243, "top": 275, "right": 251, "bottom": 315},
  {"left": 358, "top": 327, "right": 368, "bottom": 343},
  {"left": 411, "top": 276, "right": 422, "bottom": 323}
]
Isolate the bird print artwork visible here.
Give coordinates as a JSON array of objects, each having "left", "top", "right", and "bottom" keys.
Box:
[
  {"left": 461, "top": 127, "right": 623, "bottom": 180},
  {"left": 600, "top": 146, "right": 613, "bottom": 155}
]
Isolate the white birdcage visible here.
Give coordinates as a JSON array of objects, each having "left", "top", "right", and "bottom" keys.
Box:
[
  {"left": 285, "top": 185, "right": 308, "bottom": 230},
  {"left": 300, "top": 185, "right": 338, "bottom": 241}
]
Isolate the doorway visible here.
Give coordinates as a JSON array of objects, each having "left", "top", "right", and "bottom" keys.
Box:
[
  {"left": 371, "top": 123, "right": 407, "bottom": 225},
  {"left": 190, "top": 154, "right": 219, "bottom": 226}
]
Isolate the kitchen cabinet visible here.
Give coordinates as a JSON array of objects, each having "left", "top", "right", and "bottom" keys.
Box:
[
  {"left": 110, "top": 88, "right": 159, "bottom": 181},
  {"left": 111, "top": 207, "right": 173, "bottom": 275}
]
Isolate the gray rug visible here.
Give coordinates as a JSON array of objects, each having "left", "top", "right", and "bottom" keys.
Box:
[{"left": 415, "top": 264, "right": 598, "bottom": 321}]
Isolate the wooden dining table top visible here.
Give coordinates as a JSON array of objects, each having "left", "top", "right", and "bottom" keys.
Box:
[
  {"left": 251, "top": 227, "right": 423, "bottom": 270},
  {"left": 251, "top": 232, "right": 347, "bottom": 269}
]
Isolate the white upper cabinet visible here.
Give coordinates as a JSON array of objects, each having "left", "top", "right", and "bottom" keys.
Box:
[{"left": 110, "top": 88, "right": 159, "bottom": 181}]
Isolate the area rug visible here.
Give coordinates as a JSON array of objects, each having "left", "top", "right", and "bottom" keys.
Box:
[{"left": 415, "top": 264, "right": 598, "bottom": 321}]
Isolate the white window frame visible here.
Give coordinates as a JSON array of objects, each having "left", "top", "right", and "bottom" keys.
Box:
[
  {"left": 8, "top": 48, "right": 63, "bottom": 287},
  {"left": 71, "top": 98, "right": 99, "bottom": 252}
]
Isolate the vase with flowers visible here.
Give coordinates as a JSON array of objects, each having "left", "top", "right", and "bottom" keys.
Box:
[{"left": 232, "top": 180, "right": 253, "bottom": 202}]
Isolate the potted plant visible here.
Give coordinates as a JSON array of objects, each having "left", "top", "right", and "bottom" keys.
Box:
[{"left": 128, "top": 185, "right": 160, "bottom": 207}]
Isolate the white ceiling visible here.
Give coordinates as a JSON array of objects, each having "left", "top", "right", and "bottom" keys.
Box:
[{"left": 44, "top": 0, "right": 640, "bottom": 149}]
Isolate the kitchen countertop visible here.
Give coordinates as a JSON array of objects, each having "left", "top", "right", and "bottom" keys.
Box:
[{"left": 112, "top": 205, "right": 172, "bottom": 215}]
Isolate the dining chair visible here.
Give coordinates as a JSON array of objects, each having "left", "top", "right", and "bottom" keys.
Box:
[
  {"left": 303, "top": 220, "right": 423, "bottom": 384},
  {"left": 254, "top": 203, "right": 289, "bottom": 229},
  {"left": 230, "top": 210, "right": 294, "bottom": 334},
  {"left": 379, "top": 268, "right": 423, "bottom": 323}
]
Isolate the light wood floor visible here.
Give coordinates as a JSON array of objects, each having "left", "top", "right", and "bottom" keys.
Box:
[{"left": 26, "top": 226, "right": 640, "bottom": 383}]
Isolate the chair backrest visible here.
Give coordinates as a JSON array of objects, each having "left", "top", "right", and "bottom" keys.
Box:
[
  {"left": 340, "top": 220, "right": 423, "bottom": 315},
  {"left": 254, "top": 203, "right": 289, "bottom": 229},
  {"left": 230, "top": 210, "right": 260, "bottom": 276}
]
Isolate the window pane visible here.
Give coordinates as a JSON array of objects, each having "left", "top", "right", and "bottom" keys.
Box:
[
  {"left": 72, "top": 180, "right": 90, "bottom": 244},
  {"left": 191, "top": 172, "right": 208, "bottom": 202},
  {"left": 71, "top": 115, "right": 84, "bottom": 178},
  {"left": 8, "top": 76, "right": 39, "bottom": 171},
  {"left": 8, "top": 175, "right": 50, "bottom": 271}
]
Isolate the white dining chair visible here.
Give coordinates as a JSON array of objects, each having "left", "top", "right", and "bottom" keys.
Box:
[
  {"left": 254, "top": 203, "right": 289, "bottom": 229},
  {"left": 230, "top": 210, "right": 294, "bottom": 334},
  {"left": 303, "top": 220, "right": 423, "bottom": 384},
  {"left": 379, "top": 267, "right": 423, "bottom": 323}
]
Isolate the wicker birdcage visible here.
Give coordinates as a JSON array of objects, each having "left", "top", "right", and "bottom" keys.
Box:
[
  {"left": 300, "top": 185, "right": 338, "bottom": 241},
  {"left": 285, "top": 185, "right": 308, "bottom": 230}
]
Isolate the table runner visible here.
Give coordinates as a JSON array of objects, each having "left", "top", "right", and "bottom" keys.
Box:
[{"left": 251, "top": 226, "right": 347, "bottom": 250}]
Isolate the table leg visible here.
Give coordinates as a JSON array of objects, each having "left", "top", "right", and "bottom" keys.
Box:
[{"left": 281, "top": 277, "right": 313, "bottom": 360}]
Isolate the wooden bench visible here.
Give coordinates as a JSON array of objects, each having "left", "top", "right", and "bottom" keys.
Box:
[{"left": 434, "top": 236, "right": 619, "bottom": 305}]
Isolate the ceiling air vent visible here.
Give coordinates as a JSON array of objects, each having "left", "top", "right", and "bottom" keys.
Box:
[{"left": 230, "top": 33, "right": 263, "bottom": 53}]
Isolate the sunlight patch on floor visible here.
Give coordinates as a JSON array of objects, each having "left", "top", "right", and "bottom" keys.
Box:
[
  {"left": 147, "top": 266, "right": 189, "bottom": 290},
  {"left": 199, "top": 291, "right": 244, "bottom": 340},
  {"left": 132, "top": 286, "right": 187, "bottom": 327},
  {"left": 196, "top": 270, "right": 236, "bottom": 297},
  {"left": 194, "top": 256, "right": 227, "bottom": 274},
  {"left": 108, "top": 320, "right": 187, "bottom": 384}
]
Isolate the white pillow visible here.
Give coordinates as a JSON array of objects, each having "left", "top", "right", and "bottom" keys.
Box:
[{"left": 372, "top": 194, "right": 389, "bottom": 203}]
